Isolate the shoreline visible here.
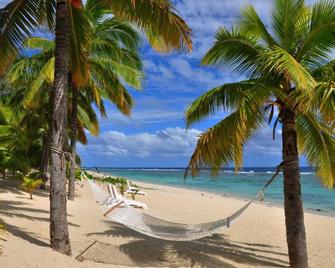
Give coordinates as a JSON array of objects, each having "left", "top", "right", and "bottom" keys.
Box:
[
  {"left": 1, "top": 175, "right": 335, "bottom": 267},
  {"left": 92, "top": 170, "right": 335, "bottom": 218}
]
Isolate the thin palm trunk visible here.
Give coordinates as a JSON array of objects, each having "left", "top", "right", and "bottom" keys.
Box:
[
  {"left": 68, "top": 76, "right": 77, "bottom": 201},
  {"left": 49, "top": 0, "right": 71, "bottom": 255},
  {"left": 1, "top": 170, "right": 5, "bottom": 180},
  {"left": 40, "top": 126, "right": 51, "bottom": 190},
  {"left": 282, "top": 110, "right": 308, "bottom": 268}
]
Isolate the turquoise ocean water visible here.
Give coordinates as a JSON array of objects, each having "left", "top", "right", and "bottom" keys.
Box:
[{"left": 87, "top": 167, "right": 335, "bottom": 216}]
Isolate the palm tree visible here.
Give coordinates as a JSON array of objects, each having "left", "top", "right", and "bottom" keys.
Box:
[
  {"left": 67, "top": 1, "right": 144, "bottom": 200},
  {"left": 6, "top": 18, "right": 142, "bottom": 198},
  {"left": 185, "top": 0, "right": 335, "bottom": 267},
  {"left": 1, "top": 0, "right": 192, "bottom": 255}
]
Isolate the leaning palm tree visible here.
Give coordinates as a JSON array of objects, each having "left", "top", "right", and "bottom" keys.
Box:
[
  {"left": 0, "top": 0, "right": 192, "bottom": 255},
  {"left": 185, "top": 1, "right": 335, "bottom": 267}
]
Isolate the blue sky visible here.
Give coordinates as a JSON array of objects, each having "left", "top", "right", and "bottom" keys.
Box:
[{"left": 1, "top": 0, "right": 318, "bottom": 167}]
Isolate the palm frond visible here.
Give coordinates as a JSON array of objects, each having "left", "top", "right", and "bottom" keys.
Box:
[
  {"left": 0, "top": 0, "right": 49, "bottom": 74},
  {"left": 93, "top": 17, "right": 141, "bottom": 51},
  {"left": 68, "top": 2, "right": 92, "bottom": 86},
  {"left": 259, "top": 46, "right": 316, "bottom": 92},
  {"left": 201, "top": 27, "right": 264, "bottom": 77},
  {"left": 77, "top": 104, "right": 99, "bottom": 136},
  {"left": 186, "top": 80, "right": 276, "bottom": 127},
  {"left": 186, "top": 90, "right": 267, "bottom": 177},
  {"left": 101, "top": 0, "right": 192, "bottom": 52},
  {"left": 89, "top": 59, "right": 133, "bottom": 115},
  {"left": 93, "top": 51, "right": 143, "bottom": 89},
  {"left": 238, "top": 4, "right": 276, "bottom": 46},
  {"left": 271, "top": 0, "right": 306, "bottom": 52},
  {"left": 309, "top": 82, "right": 335, "bottom": 126},
  {"left": 76, "top": 119, "right": 88, "bottom": 144},
  {"left": 24, "top": 37, "right": 55, "bottom": 52},
  {"left": 297, "top": 0, "right": 335, "bottom": 63},
  {"left": 296, "top": 113, "right": 335, "bottom": 188}
]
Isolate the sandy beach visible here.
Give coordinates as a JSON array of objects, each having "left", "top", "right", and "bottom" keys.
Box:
[{"left": 0, "top": 177, "right": 335, "bottom": 268}]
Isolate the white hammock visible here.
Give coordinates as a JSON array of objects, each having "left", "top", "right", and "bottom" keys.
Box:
[{"left": 86, "top": 167, "right": 281, "bottom": 241}]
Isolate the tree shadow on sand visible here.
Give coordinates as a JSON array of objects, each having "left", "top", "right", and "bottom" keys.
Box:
[
  {"left": 2, "top": 221, "right": 49, "bottom": 247},
  {"left": 0, "top": 185, "right": 81, "bottom": 248},
  {"left": 0, "top": 179, "right": 49, "bottom": 198},
  {"left": 0, "top": 200, "right": 79, "bottom": 227},
  {"left": 86, "top": 221, "right": 289, "bottom": 267}
]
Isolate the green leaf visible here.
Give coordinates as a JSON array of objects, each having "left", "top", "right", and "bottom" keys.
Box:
[{"left": 297, "top": 113, "right": 335, "bottom": 188}]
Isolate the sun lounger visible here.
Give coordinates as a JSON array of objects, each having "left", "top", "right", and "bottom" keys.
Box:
[
  {"left": 107, "top": 184, "right": 147, "bottom": 209},
  {"left": 125, "top": 180, "right": 147, "bottom": 196}
]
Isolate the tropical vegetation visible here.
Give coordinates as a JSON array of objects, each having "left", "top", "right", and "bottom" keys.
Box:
[
  {"left": 0, "top": 0, "right": 191, "bottom": 256},
  {"left": 21, "top": 176, "right": 44, "bottom": 199},
  {"left": 185, "top": 0, "right": 335, "bottom": 267}
]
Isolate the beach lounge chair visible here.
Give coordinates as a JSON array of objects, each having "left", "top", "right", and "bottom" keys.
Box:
[
  {"left": 107, "top": 184, "right": 147, "bottom": 209},
  {"left": 125, "top": 180, "right": 147, "bottom": 196}
]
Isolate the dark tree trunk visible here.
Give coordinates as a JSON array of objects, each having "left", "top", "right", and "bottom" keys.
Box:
[
  {"left": 49, "top": 0, "right": 72, "bottom": 255},
  {"left": 68, "top": 77, "right": 78, "bottom": 201},
  {"left": 2, "top": 170, "right": 5, "bottom": 180},
  {"left": 282, "top": 110, "right": 308, "bottom": 268},
  {"left": 40, "top": 127, "right": 52, "bottom": 190}
]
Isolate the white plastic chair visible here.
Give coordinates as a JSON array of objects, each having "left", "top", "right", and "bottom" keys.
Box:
[
  {"left": 125, "top": 180, "right": 147, "bottom": 196},
  {"left": 107, "top": 184, "right": 147, "bottom": 209}
]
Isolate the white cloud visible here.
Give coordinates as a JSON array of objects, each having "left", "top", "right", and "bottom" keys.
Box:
[
  {"left": 0, "top": 0, "right": 9, "bottom": 8},
  {"left": 246, "top": 126, "right": 282, "bottom": 157},
  {"left": 78, "top": 124, "right": 287, "bottom": 167},
  {"left": 79, "top": 127, "right": 201, "bottom": 158}
]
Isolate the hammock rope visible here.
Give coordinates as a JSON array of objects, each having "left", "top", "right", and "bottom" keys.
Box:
[{"left": 86, "top": 163, "right": 283, "bottom": 241}]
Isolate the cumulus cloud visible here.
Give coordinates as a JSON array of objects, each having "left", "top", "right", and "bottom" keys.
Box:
[
  {"left": 246, "top": 126, "right": 282, "bottom": 156},
  {"left": 78, "top": 125, "right": 288, "bottom": 167},
  {"left": 0, "top": 0, "right": 9, "bottom": 8},
  {"left": 78, "top": 127, "right": 201, "bottom": 159}
]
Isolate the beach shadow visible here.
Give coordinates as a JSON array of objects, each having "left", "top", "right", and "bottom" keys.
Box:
[
  {"left": 2, "top": 221, "right": 49, "bottom": 247},
  {"left": 86, "top": 222, "right": 289, "bottom": 267},
  {"left": 0, "top": 183, "right": 81, "bottom": 249},
  {"left": 0, "top": 179, "right": 50, "bottom": 198},
  {"left": 0, "top": 200, "right": 80, "bottom": 227}
]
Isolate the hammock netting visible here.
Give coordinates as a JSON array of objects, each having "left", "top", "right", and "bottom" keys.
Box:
[{"left": 87, "top": 176, "right": 265, "bottom": 241}]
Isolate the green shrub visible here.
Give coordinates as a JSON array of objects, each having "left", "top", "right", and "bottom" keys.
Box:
[
  {"left": 102, "top": 176, "right": 128, "bottom": 196},
  {"left": 20, "top": 176, "right": 43, "bottom": 199},
  {"left": 75, "top": 169, "right": 82, "bottom": 180}
]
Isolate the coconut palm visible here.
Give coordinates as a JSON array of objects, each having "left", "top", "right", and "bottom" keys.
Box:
[
  {"left": 185, "top": 1, "right": 335, "bottom": 267},
  {"left": 67, "top": 1, "right": 143, "bottom": 200},
  {"left": 1, "top": 0, "right": 192, "bottom": 255},
  {"left": 5, "top": 22, "right": 141, "bottom": 196}
]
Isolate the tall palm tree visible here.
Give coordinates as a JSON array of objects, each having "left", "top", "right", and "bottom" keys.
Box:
[
  {"left": 185, "top": 1, "right": 335, "bottom": 267},
  {"left": 1, "top": 0, "right": 192, "bottom": 255},
  {"left": 6, "top": 13, "right": 143, "bottom": 198},
  {"left": 67, "top": 1, "right": 144, "bottom": 200}
]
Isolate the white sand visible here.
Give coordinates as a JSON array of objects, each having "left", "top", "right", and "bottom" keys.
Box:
[{"left": 0, "top": 177, "right": 334, "bottom": 267}]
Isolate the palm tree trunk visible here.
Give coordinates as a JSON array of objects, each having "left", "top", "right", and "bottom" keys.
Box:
[
  {"left": 68, "top": 76, "right": 77, "bottom": 201},
  {"left": 40, "top": 127, "right": 51, "bottom": 190},
  {"left": 1, "top": 170, "right": 5, "bottom": 180},
  {"left": 282, "top": 110, "right": 308, "bottom": 268},
  {"left": 49, "top": 0, "right": 71, "bottom": 255}
]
